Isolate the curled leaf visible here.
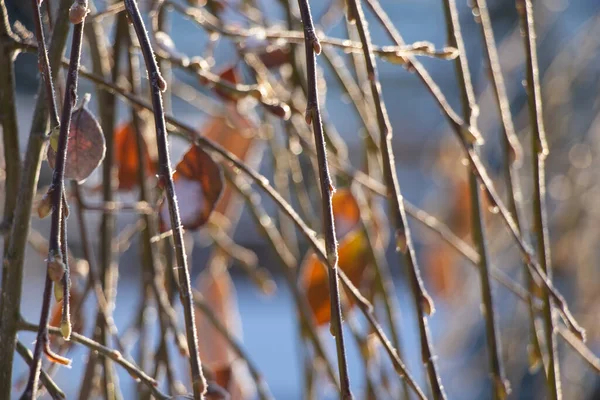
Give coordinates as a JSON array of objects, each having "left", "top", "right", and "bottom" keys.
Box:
[
  {"left": 160, "top": 145, "right": 224, "bottom": 231},
  {"left": 47, "top": 102, "right": 106, "bottom": 183}
]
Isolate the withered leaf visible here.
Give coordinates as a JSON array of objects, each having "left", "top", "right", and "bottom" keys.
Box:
[
  {"left": 47, "top": 103, "right": 106, "bottom": 183},
  {"left": 160, "top": 145, "right": 224, "bottom": 231}
]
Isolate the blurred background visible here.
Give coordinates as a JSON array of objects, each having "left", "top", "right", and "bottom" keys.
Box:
[{"left": 2, "top": 0, "right": 600, "bottom": 399}]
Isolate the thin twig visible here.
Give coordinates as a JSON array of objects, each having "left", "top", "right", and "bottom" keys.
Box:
[
  {"left": 62, "top": 44, "right": 600, "bottom": 381},
  {"left": 0, "top": 0, "right": 21, "bottom": 238},
  {"left": 71, "top": 183, "right": 125, "bottom": 352},
  {"left": 29, "top": 0, "right": 60, "bottom": 130},
  {"left": 352, "top": 187, "right": 410, "bottom": 400},
  {"left": 471, "top": 0, "right": 543, "bottom": 377},
  {"left": 345, "top": 1, "right": 446, "bottom": 398},
  {"left": 23, "top": 2, "right": 88, "bottom": 397},
  {"left": 18, "top": 321, "right": 171, "bottom": 400},
  {"left": 80, "top": 9, "right": 123, "bottom": 398},
  {"left": 123, "top": 0, "right": 207, "bottom": 397},
  {"left": 61, "top": 53, "right": 533, "bottom": 321},
  {"left": 64, "top": 55, "right": 533, "bottom": 308},
  {"left": 0, "top": 0, "right": 72, "bottom": 393},
  {"left": 296, "top": 1, "right": 352, "bottom": 398},
  {"left": 165, "top": 0, "right": 456, "bottom": 61},
  {"left": 363, "top": 0, "right": 584, "bottom": 342},
  {"left": 441, "top": 0, "right": 508, "bottom": 397},
  {"left": 15, "top": 341, "right": 66, "bottom": 400},
  {"left": 517, "top": 1, "right": 561, "bottom": 398}
]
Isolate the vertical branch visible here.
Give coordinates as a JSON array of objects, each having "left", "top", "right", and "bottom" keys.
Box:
[
  {"left": 0, "top": 0, "right": 21, "bottom": 235},
  {"left": 353, "top": 186, "right": 409, "bottom": 400},
  {"left": 471, "top": 0, "right": 543, "bottom": 374},
  {"left": 79, "top": 12, "right": 125, "bottom": 400},
  {"left": 22, "top": 1, "right": 88, "bottom": 397},
  {"left": 344, "top": 1, "right": 446, "bottom": 398},
  {"left": 0, "top": 0, "right": 72, "bottom": 395},
  {"left": 123, "top": 0, "right": 207, "bottom": 397},
  {"left": 441, "top": 0, "right": 508, "bottom": 397},
  {"left": 296, "top": 1, "right": 352, "bottom": 398},
  {"left": 517, "top": 1, "right": 560, "bottom": 398}
]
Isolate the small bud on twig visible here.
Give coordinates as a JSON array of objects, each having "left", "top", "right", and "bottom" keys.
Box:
[
  {"left": 69, "top": 0, "right": 89, "bottom": 25},
  {"left": 60, "top": 319, "right": 72, "bottom": 340},
  {"left": 47, "top": 251, "right": 66, "bottom": 283},
  {"left": 54, "top": 281, "right": 64, "bottom": 302},
  {"left": 37, "top": 187, "right": 54, "bottom": 219}
]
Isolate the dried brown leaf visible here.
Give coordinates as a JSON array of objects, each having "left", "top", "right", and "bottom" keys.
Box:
[{"left": 47, "top": 103, "right": 106, "bottom": 183}]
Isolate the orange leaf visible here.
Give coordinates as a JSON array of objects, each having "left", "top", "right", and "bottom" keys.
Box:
[
  {"left": 197, "top": 266, "right": 239, "bottom": 370},
  {"left": 301, "top": 230, "right": 370, "bottom": 325},
  {"left": 205, "top": 65, "right": 241, "bottom": 103},
  {"left": 201, "top": 110, "right": 256, "bottom": 216},
  {"left": 114, "top": 122, "right": 157, "bottom": 191},
  {"left": 196, "top": 266, "right": 254, "bottom": 399},
  {"left": 332, "top": 189, "right": 360, "bottom": 239},
  {"left": 160, "top": 145, "right": 223, "bottom": 231},
  {"left": 423, "top": 242, "right": 460, "bottom": 299}
]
